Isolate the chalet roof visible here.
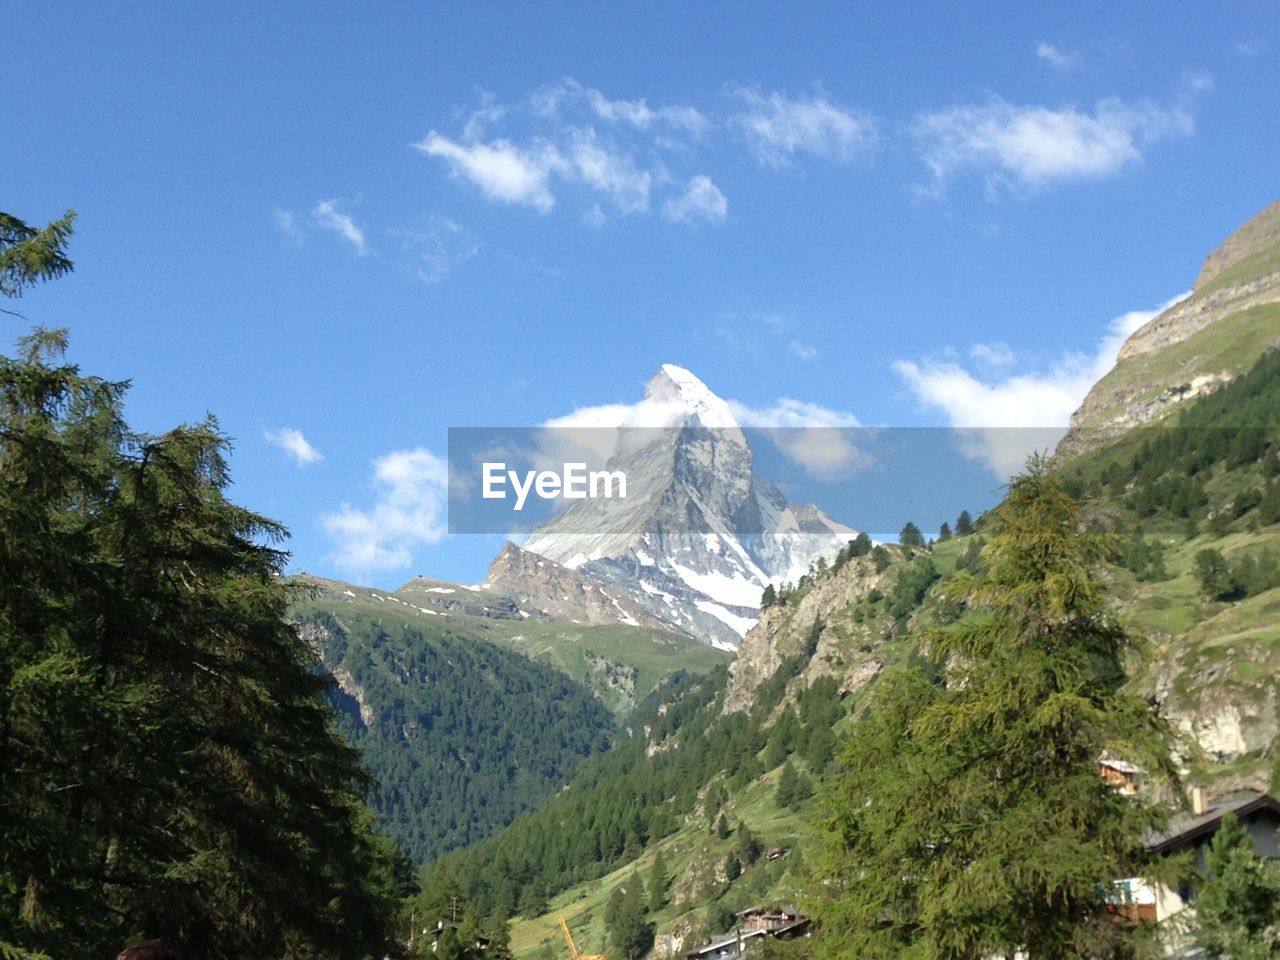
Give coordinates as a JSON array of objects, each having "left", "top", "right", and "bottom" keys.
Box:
[
  {"left": 1146, "top": 791, "right": 1280, "bottom": 854},
  {"left": 734, "top": 905, "right": 801, "bottom": 919},
  {"left": 1099, "top": 758, "right": 1141, "bottom": 774}
]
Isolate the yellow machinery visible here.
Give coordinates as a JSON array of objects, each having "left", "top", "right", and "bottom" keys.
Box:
[{"left": 559, "top": 916, "right": 606, "bottom": 960}]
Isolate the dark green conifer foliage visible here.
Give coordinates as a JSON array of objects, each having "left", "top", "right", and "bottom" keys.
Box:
[
  {"left": 818, "top": 460, "right": 1179, "bottom": 960},
  {"left": 774, "top": 762, "right": 812, "bottom": 811},
  {"left": 605, "top": 874, "right": 653, "bottom": 960},
  {"left": 954, "top": 510, "right": 974, "bottom": 536},
  {"left": 0, "top": 253, "right": 399, "bottom": 956},
  {"left": 1193, "top": 812, "right": 1280, "bottom": 960},
  {"left": 648, "top": 849, "right": 669, "bottom": 913},
  {"left": 0, "top": 210, "right": 75, "bottom": 298}
]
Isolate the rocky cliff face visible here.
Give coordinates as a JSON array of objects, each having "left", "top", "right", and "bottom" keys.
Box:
[
  {"left": 1059, "top": 199, "right": 1280, "bottom": 459},
  {"left": 724, "top": 551, "right": 903, "bottom": 714},
  {"left": 482, "top": 541, "right": 680, "bottom": 632}
]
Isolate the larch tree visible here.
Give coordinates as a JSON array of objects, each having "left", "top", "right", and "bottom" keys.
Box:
[{"left": 817, "top": 460, "right": 1181, "bottom": 960}]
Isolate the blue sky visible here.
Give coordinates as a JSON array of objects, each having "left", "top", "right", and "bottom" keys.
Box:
[{"left": 6, "top": 2, "right": 1279, "bottom": 586}]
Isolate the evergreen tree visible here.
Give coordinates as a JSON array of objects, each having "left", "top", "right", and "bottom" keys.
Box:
[
  {"left": 484, "top": 913, "right": 514, "bottom": 960},
  {"left": 1196, "top": 548, "right": 1243, "bottom": 601},
  {"left": 775, "top": 762, "right": 813, "bottom": 811},
  {"left": 648, "top": 849, "right": 669, "bottom": 913},
  {"left": 606, "top": 874, "right": 654, "bottom": 960},
  {"left": 0, "top": 258, "right": 399, "bottom": 956},
  {"left": 715, "top": 813, "right": 732, "bottom": 840},
  {"left": 761, "top": 583, "right": 777, "bottom": 608},
  {"left": 898, "top": 521, "right": 925, "bottom": 548},
  {"left": 955, "top": 509, "right": 974, "bottom": 536},
  {"left": 937, "top": 521, "right": 952, "bottom": 541},
  {"left": 0, "top": 210, "right": 76, "bottom": 297},
  {"left": 735, "top": 823, "right": 763, "bottom": 868},
  {"left": 818, "top": 461, "right": 1178, "bottom": 960},
  {"left": 1194, "top": 812, "right": 1280, "bottom": 960},
  {"left": 849, "top": 532, "right": 873, "bottom": 557}
]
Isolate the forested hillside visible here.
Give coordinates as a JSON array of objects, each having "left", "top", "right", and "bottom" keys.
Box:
[{"left": 291, "top": 602, "right": 617, "bottom": 864}]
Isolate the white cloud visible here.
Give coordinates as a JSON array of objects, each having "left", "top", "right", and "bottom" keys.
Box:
[
  {"left": 569, "top": 129, "right": 653, "bottom": 214},
  {"left": 728, "top": 398, "right": 867, "bottom": 479},
  {"left": 394, "top": 217, "right": 481, "bottom": 283},
  {"left": 311, "top": 199, "right": 369, "bottom": 254},
  {"left": 731, "top": 87, "right": 877, "bottom": 165},
  {"left": 583, "top": 86, "right": 709, "bottom": 134},
  {"left": 661, "top": 175, "right": 728, "bottom": 223},
  {"left": 264, "top": 427, "right": 324, "bottom": 466},
  {"left": 1035, "top": 42, "right": 1079, "bottom": 70},
  {"left": 322, "top": 448, "right": 449, "bottom": 572},
  {"left": 914, "top": 93, "right": 1197, "bottom": 193},
  {"left": 416, "top": 132, "right": 565, "bottom": 212},
  {"left": 893, "top": 291, "right": 1190, "bottom": 475},
  {"left": 789, "top": 340, "right": 818, "bottom": 361},
  {"left": 968, "top": 341, "right": 1015, "bottom": 367}
]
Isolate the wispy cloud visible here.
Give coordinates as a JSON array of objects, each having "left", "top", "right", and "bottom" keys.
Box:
[
  {"left": 915, "top": 98, "right": 1187, "bottom": 194},
  {"left": 418, "top": 80, "right": 878, "bottom": 225},
  {"left": 311, "top": 199, "right": 369, "bottom": 254},
  {"left": 322, "top": 448, "right": 449, "bottom": 571},
  {"left": 416, "top": 133, "right": 564, "bottom": 212},
  {"left": 661, "top": 175, "right": 728, "bottom": 224},
  {"left": 789, "top": 340, "right": 818, "bottom": 361},
  {"left": 569, "top": 129, "right": 653, "bottom": 214},
  {"left": 1035, "top": 41, "right": 1080, "bottom": 70},
  {"left": 730, "top": 87, "right": 878, "bottom": 166},
  {"left": 913, "top": 83, "right": 1205, "bottom": 196},
  {"left": 893, "top": 291, "right": 1190, "bottom": 474},
  {"left": 264, "top": 427, "right": 324, "bottom": 466},
  {"left": 581, "top": 85, "right": 710, "bottom": 134},
  {"left": 393, "top": 217, "right": 481, "bottom": 283},
  {"left": 272, "top": 209, "right": 306, "bottom": 245},
  {"left": 728, "top": 397, "right": 866, "bottom": 479}
]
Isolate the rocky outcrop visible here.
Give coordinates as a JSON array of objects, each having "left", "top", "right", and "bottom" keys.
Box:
[
  {"left": 482, "top": 542, "right": 680, "bottom": 632},
  {"left": 724, "top": 553, "right": 898, "bottom": 714},
  {"left": 1195, "top": 199, "right": 1280, "bottom": 289},
  {"left": 1058, "top": 199, "right": 1280, "bottom": 459}
]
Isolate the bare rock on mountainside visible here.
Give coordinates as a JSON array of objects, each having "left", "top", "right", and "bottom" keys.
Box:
[
  {"left": 724, "top": 552, "right": 899, "bottom": 714},
  {"left": 1058, "top": 198, "right": 1280, "bottom": 458},
  {"left": 483, "top": 541, "right": 682, "bottom": 632}
]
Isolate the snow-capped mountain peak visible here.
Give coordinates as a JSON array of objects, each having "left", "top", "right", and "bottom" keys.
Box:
[
  {"left": 643, "top": 364, "right": 739, "bottom": 430},
  {"left": 523, "top": 365, "right": 857, "bottom": 648}
]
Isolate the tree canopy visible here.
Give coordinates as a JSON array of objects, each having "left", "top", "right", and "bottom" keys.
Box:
[
  {"left": 817, "top": 461, "right": 1180, "bottom": 960},
  {"left": 0, "top": 216, "right": 402, "bottom": 959}
]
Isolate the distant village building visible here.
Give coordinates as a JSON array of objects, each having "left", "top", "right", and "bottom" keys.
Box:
[
  {"left": 421, "top": 920, "right": 491, "bottom": 955},
  {"left": 683, "top": 906, "right": 811, "bottom": 960},
  {"left": 1112, "top": 789, "right": 1280, "bottom": 949},
  {"left": 1097, "top": 757, "right": 1142, "bottom": 795}
]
